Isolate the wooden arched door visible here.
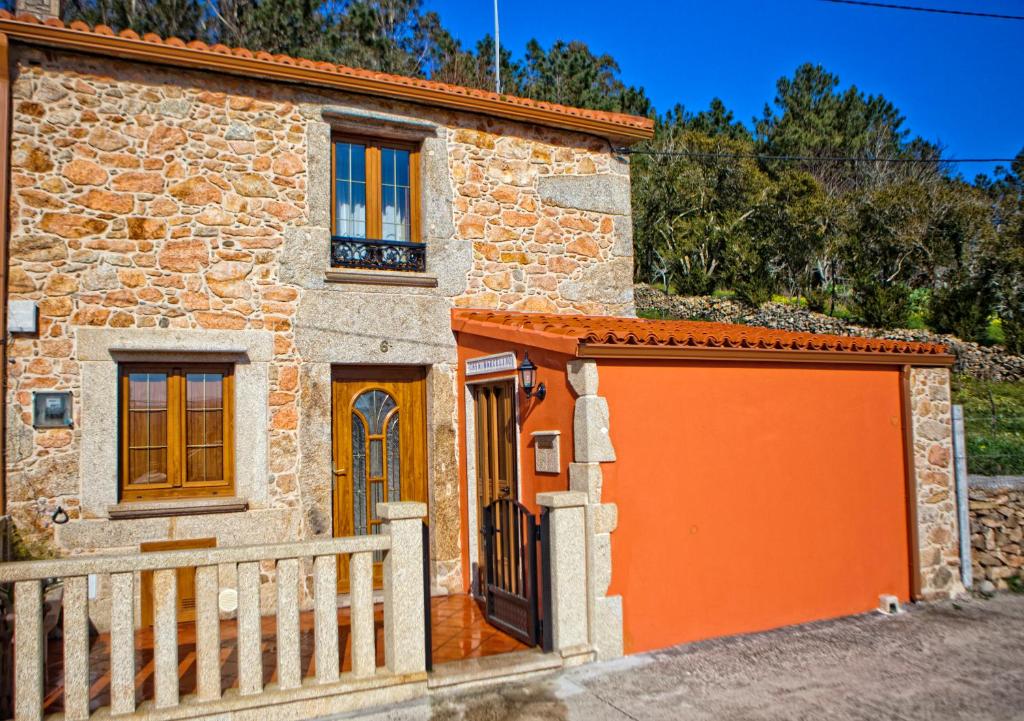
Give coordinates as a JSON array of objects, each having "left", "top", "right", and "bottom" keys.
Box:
[{"left": 332, "top": 367, "right": 427, "bottom": 591}]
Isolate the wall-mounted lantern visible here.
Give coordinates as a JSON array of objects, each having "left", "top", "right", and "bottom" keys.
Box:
[{"left": 517, "top": 352, "right": 546, "bottom": 401}]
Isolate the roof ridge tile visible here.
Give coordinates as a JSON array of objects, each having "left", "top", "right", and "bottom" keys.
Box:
[{"left": 450, "top": 309, "right": 951, "bottom": 358}]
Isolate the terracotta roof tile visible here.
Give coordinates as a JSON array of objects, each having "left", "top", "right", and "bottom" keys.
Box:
[
  {"left": 0, "top": 11, "right": 654, "bottom": 140},
  {"left": 451, "top": 310, "right": 953, "bottom": 362}
]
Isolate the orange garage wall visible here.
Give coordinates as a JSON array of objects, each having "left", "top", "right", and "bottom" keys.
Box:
[{"left": 599, "top": 360, "right": 911, "bottom": 654}]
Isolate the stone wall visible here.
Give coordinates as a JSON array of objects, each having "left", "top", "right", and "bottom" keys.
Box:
[
  {"left": 452, "top": 140, "right": 634, "bottom": 315},
  {"left": 4, "top": 45, "right": 635, "bottom": 595},
  {"left": 909, "top": 367, "right": 963, "bottom": 600},
  {"left": 636, "top": 285, "right": 1024, "bottom": 382},
  {"left": 969, "top": 477, "right": 1024, "bottom": 590}
]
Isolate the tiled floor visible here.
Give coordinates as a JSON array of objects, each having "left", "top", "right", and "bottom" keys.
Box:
[
  {"left": 429, "top": 593, "right": 529, "bottom": 664},
  {"left": 42, "top": 594, "right": 527, "bottom": 714}
]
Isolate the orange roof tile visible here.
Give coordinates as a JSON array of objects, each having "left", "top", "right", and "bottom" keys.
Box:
[
  {"left": 0, "top": 11, "right": 654, "bottom": 141},
  {"left": 451, "top": 310, "right": 955, "bottom": 365}
]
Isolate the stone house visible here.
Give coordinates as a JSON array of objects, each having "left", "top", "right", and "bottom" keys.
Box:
[
  {"left": 0, "top": 5, "right": 970, "bottom": 721},
  {"left": 0, "top": 9, "right": 646, "bottom": 587}
]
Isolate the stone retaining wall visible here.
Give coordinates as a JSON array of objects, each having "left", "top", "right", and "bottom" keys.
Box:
[
  {"left": 635, "top": 285, "right": 1024, "bottom": 382},
  {"left": 969, "top": 477, "right": 1024, "bottom": 590}
]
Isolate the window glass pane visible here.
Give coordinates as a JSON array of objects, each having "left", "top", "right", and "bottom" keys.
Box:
[
  {"left": 395, "top": 151, "right": 409, "bottom": 187},
  {"left": 335, "top": 143, "right": 349, "bottom": 181},
  {"left": 352, "top": 412, "right": 367, "bottom": 536},
  {"left": 369, "top": 439, "right": 383, "bottom": 477},
  {"left": 381, "top": 147, "right": 411, "bottom": 242},
  {"left": 126, "top": 372, "right": 168, "bottom": 486},
  {"left": 382, "top": 148, "right": 396, "bottom": 187},
  {"left": 370, "top": 480, "right": 384, "bottom": 562},
  {"left": 185, "top": 372, "right": 225, "bottom": 484},
  {"left": 351, "top": 144, "right": 366, "bottom": 182},
  {"left": 386, "top": 413, "right": 400, "bottom": 503},
  {"left": 334, "top": 142, "right": 367, "bottom": 238},
  {"left": 353, "top": 390, "right": 396, "bottom": 435}
]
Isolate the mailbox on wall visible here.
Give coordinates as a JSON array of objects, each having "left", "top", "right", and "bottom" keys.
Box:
[
  {"left": 531, "top": 430, "right": 561, "bottom": 474},
  {"left": 33, "top": 391, "right": 73, "bottom": 428}
]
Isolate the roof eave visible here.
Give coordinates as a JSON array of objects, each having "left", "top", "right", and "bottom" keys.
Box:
[
  {"left": 451, "top": 313, "right": 582, "bottom": 356},
  {"left": 0, "top": 18, "right": 655, "bottom": 143},
  {"left": 578, "top": 343, "right": 957, "bottom": 367}
]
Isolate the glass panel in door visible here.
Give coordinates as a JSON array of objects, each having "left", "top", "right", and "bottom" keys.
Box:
[{"left": 332, "top": 369, "right": 427, "bottom": 592}]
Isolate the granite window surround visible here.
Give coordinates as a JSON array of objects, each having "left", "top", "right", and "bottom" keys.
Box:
[
  {"left": 307, "top": 105, "right": 453, "bottom": 289},
  {"left": 76, "top": 328, "right": 273, "bottom": 519}
]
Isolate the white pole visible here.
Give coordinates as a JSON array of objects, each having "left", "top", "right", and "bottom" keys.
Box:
[
  {"left": 494, "top": 0, "right": 501, "bottom": 94},
  {"left": 952, "top": 404, "right": 973, "bottom": 588}
]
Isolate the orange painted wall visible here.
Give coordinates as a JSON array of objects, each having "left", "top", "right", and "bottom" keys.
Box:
[
  {"left": 599, "top": 360, "right": 911, "bottom": 655},
  {"left": 455, "top": 334, "right": 574, "bottom": 592}
]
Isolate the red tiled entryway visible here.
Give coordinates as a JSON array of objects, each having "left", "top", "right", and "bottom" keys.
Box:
[
  {"left": 430, "top": 593, "right": 528, "bottom": 663},
  {"left": 42, "top": 593, "right": 527, "bottom": 713}
]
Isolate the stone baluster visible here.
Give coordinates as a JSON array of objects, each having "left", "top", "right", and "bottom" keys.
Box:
[
  {"left": 194, "top": 565, "right": 221, "bottom": 701},
  {"left": 276, "top": 558, "right": 301, "bottom": 690},
  {"left": 236, "top": 561, "right": 263, "bottom": 696},
  {"left": 348, "top": 551, "right": 375, "bottom": 678},
  {"left": 377, "top": 502, "right": 427, "bottom": 675},
  {"left": 62, "top": 576, "right": 91, "bottom": 721},
  {"left": 537, "top": 492, "right": 589, "bottom": 653},
  {"left": 313, "top": 555, "right": 340, "bottom": 684},
  {"left": 109, "top": 572, "right": 136, "bottom": 715},
  {"left": 14, "top": 580, "right": 44, "bottom": 721},
  {"left": 152, "top": 569, "right": 179, "bottom": 709}
]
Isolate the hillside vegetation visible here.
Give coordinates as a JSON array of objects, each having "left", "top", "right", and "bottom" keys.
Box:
[{"left": 953, "top": 377, "right": 1024, "bottom": 476}]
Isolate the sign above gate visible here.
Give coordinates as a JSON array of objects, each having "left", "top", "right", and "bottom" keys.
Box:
[{"left": 466, "top": 352, "right": 517, "bottom": 377}]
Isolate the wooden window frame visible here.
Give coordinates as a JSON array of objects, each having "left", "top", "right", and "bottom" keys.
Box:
[
  {"left": 118, "top": 363, "right": 235, "bottom": 502},
  {"left": 330, "top": 133, "right": 422, "bottom": 243}
]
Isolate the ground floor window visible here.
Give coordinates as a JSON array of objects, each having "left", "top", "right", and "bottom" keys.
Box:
[{"left": 119, "top": 363, "right": 235, "bottom": 501}]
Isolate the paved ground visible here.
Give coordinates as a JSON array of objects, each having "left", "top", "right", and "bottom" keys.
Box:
[{"left": 332, "top": 593, "right": 1024, "bottom": 721}]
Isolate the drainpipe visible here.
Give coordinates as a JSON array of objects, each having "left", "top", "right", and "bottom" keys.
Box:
[{"left": 0, "top": 32, "right": 10, "bottom": 514}]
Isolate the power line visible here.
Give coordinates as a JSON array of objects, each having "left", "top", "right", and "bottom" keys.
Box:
[
  {"left": 615, "top": 148, "right": 1017, "bottom": 164},
  {"left": 818, "top": 0, "right": 1024, "bottom": 21}
]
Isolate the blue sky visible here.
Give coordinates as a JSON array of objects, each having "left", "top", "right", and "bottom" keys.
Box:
[{"left": 426, "top": 0, "right": 1023, "bottom": 178}]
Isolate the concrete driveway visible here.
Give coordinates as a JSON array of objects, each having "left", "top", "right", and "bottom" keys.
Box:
[{"left": 332, "top": 593, "right": 1024, "bottom": 721}]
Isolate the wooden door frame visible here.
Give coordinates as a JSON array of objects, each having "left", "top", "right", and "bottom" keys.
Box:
[
  {"left": 331, "top": 365, "right": 428, "bottom": 592},
  {"left": 465, "top": 375, "right": 522, "bottom": 598}
]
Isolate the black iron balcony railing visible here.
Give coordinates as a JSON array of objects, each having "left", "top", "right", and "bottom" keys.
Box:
[{"left": 331, "top": 236, "right": 426, "bottom": 273}]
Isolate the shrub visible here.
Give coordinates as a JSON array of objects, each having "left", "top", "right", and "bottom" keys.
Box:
[
  {"left": 728, "top": 235, "right": 776, "bottom": 308},
  {"left": 928, "top": 274, "right": 994, "bottom": 343},
  {"left": 850, "top": 280, "right": 912, "bottom": 328}
]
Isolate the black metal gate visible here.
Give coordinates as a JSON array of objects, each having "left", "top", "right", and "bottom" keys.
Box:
[{"left": 482, "top": 498, "right": 543, "bottom": 646}]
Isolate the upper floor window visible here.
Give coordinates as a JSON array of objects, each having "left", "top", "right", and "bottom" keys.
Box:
[
  {"left": 119, "top": 364, "right": 234, "bottom": 502},
  {"left": 331, "top": 136, "right": 424, "bottom": 273}
]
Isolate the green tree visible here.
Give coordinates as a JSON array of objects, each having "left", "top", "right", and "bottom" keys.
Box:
[
  {"left": 842, "top": 181, "right": 931, "bottom": 327},
  {"left": 632, "top": 111, "right": 767, "bottom": 297},
  {"left": 746, "top": 170, "right": 830, "bottom": 303},
  {"left": 63, "top": 0, "right": 207, "bottom": 41},
  {"left": 431, "top": 34, "right": 522, "bottom": 93},
  {"left": 756, "top": 63, "right": 911, "bottom": 196},
  {"left": 925, "top": 180, "right": 997, "bottom": 342},
  {"left": 215, "top": 0, "right": 339, "bottom": 61},
  {"left": 517, "top": 40, "right": 650, "bottom": 116},
  {"left": 984, "top": 149, "right": 1024, "bottom": 353}
]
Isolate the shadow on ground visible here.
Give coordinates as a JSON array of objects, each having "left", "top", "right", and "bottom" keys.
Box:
[{"left": 328, "top": 592, "right": 1024, "bottom": 721}]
